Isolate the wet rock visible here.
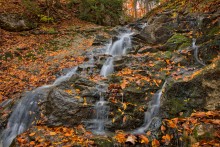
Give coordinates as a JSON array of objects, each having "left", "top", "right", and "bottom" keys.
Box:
[
  {"left": 161, "top": 61, "right": 220, "bottom": 118},
  {"left": 93, "top": 35, "right": 109, "bottom": 46},
  {"left": 194, "top": 124, "right": 215, "bottom": 139},
  {"left": 0, "top": 14, "right": 37, "bottom": 32},
  {"left": 41, "top": 88, "right": 93, "bottom": 127},
  {"left": 40, "top": 75, "right": 98, "bottom": 127},
  {"left": 0, "top": 99, "right": 15, "bottom": 134},
  {"left": 199, "top": 38, "right": 220, "bottom": 65}
]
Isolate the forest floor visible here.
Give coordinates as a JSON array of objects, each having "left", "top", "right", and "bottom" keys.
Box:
[{"left": 0, "top": 0, "right": 111, "bottom": 102}]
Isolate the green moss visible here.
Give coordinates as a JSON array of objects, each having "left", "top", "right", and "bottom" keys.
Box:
[
  {"left": 166, "top": 98, "right": 187, "bottom": 115},
  {"left": 179, "top": 42, "right": 191, "bottom": 50},
  {"left": 208, "top": 26, "right": 220, "bottom": 36},
  {"left": 164, "top": 51, "right": 172, "bottom": 59},
  {"left": 165, "top": 34, "right": 191, "bottom": 51},
  {"left": 93, "top": 137, "right": 114, "bottom": 147}
]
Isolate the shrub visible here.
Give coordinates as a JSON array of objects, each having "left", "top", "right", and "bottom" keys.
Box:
[
  {"left": 21, "top": 0, "right": 42, "bottom": 17},
  {"left": 78, "top": 0, "right": 123, "bottom": 26}
]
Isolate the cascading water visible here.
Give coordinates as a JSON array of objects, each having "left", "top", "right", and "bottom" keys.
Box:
[
  {"left": 133, "top": 81, "right": 167, "bottom": 134},
  {"left": 89, "top": 52, "right": 95, "bottom": 74},
  {"left": 106, "top": 32, "right": 132, "bottom": 56},
  {"left": 100, "top": 57, "right": 114, "bottom": 77},
  {"left": 93, "top": 94, "right": 109, "bottom": 135},
  {"left": 86, "top": 84, "right": 110, "bottom": 135},
  {"left": 192, "top": 38, "right": 206, "bottom": 66},
  {"left": 53, "top": 67, "right": 78, "bottom": 85},
  {"left": 100, "top": 31, "right": 133, "bottom": 77},
  {"left": 1, "top": 67, "right": 78, "bottom": 147}
]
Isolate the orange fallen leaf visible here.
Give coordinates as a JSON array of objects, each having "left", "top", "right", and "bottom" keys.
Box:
[
  {"left": 161, "top": 125, "right": 166, "bottom": 133},
  {"left": 29, "top": 132, "right": 35, "bottom": 137},
  {"left": 152, "top": 139, "right": 160, "bottom": 147},
  {"left": 166, "top": 120, "right": 177, "bottom": 128},
  {"left": 50, "top": 132, "right": 57, "bottom": 136},
  {"left": 162, "top": 134, "right": 171, "bottom": 145},
  {"left": 115, "top": 133, "right": 126, "bottom": 143},
  {"left": 146, "top": 131, "right": 151, "bottom": 136},
  {"left": 30, "top": 141, "right": 35, "bottom": 145},
  {"left": 139, "top": 135, "right": 149, "bottom": 144}
]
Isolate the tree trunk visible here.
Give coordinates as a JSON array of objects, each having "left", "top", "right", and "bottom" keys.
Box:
[{"left": 145, "top": 0, "right": 149, "bottom": 12}]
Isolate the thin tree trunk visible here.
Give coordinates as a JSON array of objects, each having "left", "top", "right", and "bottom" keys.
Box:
[
  {"left": 133, "top": 0, "right": 138, "bottom": 19},
  {"left": 145, "top": 0, "right": 149, "bottom": 12}
]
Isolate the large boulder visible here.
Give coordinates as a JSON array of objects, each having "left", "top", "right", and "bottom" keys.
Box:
[
  {"left": 0, "top": 13, "right": 36, "bottom": 32},
  {"left": 40, "top": 75, "right": 98, "bottom": 127},
  {"left": 161, "top": 61, "right": 220, "bottom": 118}
]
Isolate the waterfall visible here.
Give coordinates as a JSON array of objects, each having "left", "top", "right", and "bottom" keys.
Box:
[
  {"left": 93, "top": 95, "right": 109, "bottom": 135},
  {"left": 53, "top": 67, "right": 78, "bottom": 85},
  {"left": 106, "top": 33, "right": 132, "bottom": 56},
  {"left": 100, "top": 57, "right": 114, "bottom": 77},
  {"left": 86, "top": 84, "right": 109, "bottom": 135},
  {"left": 1, "top": 67, "right": 78, "bottom": 147},
  {"left": 192, "top": 38, "right": 206, "bottom": 66},
  {"left": 133, "top": 81, "right": 167, "bottom": 134},
  {"left": 100, "top": 31, "right": 133, "bottom": 77}
]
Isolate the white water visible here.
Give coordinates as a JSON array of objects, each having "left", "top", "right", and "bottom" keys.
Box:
[
  {"left": 100, "top": 57, "right": 114, "bottom": 77},
  {"left": 93, "top": 96, "right": 109, "bottom": 135},
  {"left": 133, "top": 81, "right": 167, "bottom": 134},
  {"left": 100, "top": 32, "right": 133, "bottom": 77},
  {"left": 53, "top": 67, "right": 78, "bottom": 85},
  {"left": 192, "top": 38, "right": 206, "bottom": 66},
  {"left": 106, "top": 33, "right": 132, "bottom": 56},
  {"left": 86, "top": 83, "right": 110, "bottom": 135},
  {"left": 1, "top": 67, "right": 78, "bottom": 147}
]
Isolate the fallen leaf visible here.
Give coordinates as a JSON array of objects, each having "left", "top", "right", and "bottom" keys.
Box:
[
  {"left": 29, "top": 132, "right": 35, "bottom": 137},
  {"left": 161, "top": 125, "right": 166, "bottom": 133},
  {"left": 126, "top": 135, "right": 137, "bottom": 145},
  {"left": 139, "top": 135, "right": 149, "bottom": 144},
  {"left": 50, "top": 132, "right": 57, "bottom": 136},
  {"left": 162, "top": 134, "right": 171, "bottom": 145},
  {"left": 152, "top": 139, "right": 160, "bottom": 147},
  {"left": 30, "top": 141, "right": 35, "bottom": 145}
]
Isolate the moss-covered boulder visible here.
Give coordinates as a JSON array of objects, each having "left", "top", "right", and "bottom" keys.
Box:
[
  {"left": 165, "top": 34, "right": 191, "bottom": 51},
  {"left": 161, "top": 61, "right": 220, "bottom": 118}
]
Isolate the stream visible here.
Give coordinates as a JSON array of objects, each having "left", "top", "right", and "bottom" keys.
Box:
[{"left": 1, "top": 25, "right": 193, "bottom": 147}]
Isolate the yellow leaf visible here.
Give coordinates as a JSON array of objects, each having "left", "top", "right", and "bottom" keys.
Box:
[
  {"left": 50, "top": 132, "right": 57, "bottom": 136},
  {"left": 122, "top": 103, "right": 127, "bottom": 110}
]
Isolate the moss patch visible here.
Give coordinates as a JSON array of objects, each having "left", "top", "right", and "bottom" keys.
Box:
[{"left": 165, "top": 34, "right": 191, "bottom": 51}]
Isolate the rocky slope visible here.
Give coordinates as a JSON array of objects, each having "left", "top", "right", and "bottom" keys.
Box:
[{"left": 0, "top": 0, "right": 219, "bottom": 146}]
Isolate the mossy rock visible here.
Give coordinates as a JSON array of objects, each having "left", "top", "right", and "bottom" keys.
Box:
[
  {"left": 165, "top": 34, "right": 191, "bottom": 51},
  {"left": 208, "top": 26, "right": 220, "bottom": 36},
  {"left": 161, "top": 61, "right": 220, "bottom": 118}
]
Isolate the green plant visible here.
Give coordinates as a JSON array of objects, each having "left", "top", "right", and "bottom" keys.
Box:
[
  {"left": 38, "top": 15, "right": 54, "bottom": 23},
  {"left": 78, "top": 0, "right": 123, "bottom": 26},
  {"left": 22, "top": 0, "right": 42, "bottom": 17}
]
